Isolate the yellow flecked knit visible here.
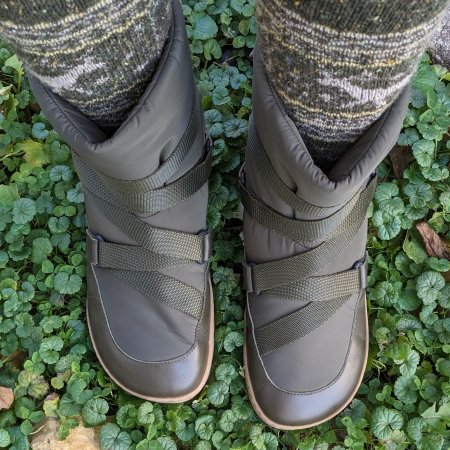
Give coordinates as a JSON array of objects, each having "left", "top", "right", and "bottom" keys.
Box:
[
  {"left": 0, "top": 0, "right": 172, "bottom": 134},
  {"left": 256, "top": 0, "right": 450, "bottom": 171}
]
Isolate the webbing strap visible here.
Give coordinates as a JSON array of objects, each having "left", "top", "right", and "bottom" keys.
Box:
[
  {"left": 244, "top": 128, "right": 376, "bottom": 356},
  {"left": 87, "top": 232, "right": 190, "bottom": 272},
  {"left": 84, "top": 181, "right": 207, "bottom": 318},
  {"left": 97, "top": 92, "right": 202, "bottom": 194},
  {"left": 240, "top": 177, "right": 362, "bottom": 244},
  {"left": 113, "top": 269, "right": 204, "bottom": 319},
  {"left": 247, "top": 127, "right": 342, "bottom": 217},
  {"left": 74, "top": 149, "right": 212, "bottom": 216},
  {"left": 85, "top": 188, "right": 210, "bottom": 262},
  {"left": 255, "top": 295, "right": 350, "bottom": 356},
  {"left": 245, "top": 177, "right": 376, "bottom": 293},
  {"left": 264, "top": 263, "right": 366, "bottom": 302}
]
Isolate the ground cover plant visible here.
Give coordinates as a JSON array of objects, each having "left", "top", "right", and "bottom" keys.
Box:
[{"left": 0, "top": 1, "right": 449, "bottom": 449}]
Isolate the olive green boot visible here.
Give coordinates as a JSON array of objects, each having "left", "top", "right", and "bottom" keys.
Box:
[
  {"left": 240, "top": 47, "right": 411, "bottom": 429},
  {"left": 28, "top": 0, "right": 214, "bottom": 402}
]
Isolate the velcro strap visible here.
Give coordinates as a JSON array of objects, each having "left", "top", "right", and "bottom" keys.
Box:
[
  {"left": 73, "top": 91, "right": 210, "bottom": 319},
  {"left": 85, "top": 188, "right": 211, "bottom": 262},
  {"left": 245, "top": 259, "right": 367, "bottom": 298},
  {"left": 87, "top": 228, "right": 211, "bottom": 266},
  {"left": 86, "top": 231, "right": 191, "bottom": 272},
  {"left": 252, "top": 255, "right": 368, "bottom": 356}
]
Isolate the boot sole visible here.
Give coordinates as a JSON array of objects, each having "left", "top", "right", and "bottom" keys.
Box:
[
  {"left": 243, "top": 295, "right": 369, "bottom": 430},
  {"left": 87, "top": 277, "right": 215, "bottom": 403}
]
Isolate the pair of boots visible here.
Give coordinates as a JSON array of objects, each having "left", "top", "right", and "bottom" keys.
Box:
[{"left": 29, "top": 2, "right": 410, "bottom": 429}]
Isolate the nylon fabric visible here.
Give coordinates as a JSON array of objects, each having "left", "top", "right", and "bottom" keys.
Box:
[
  {"left": 248, "top": 177, "right": 376, "bottom": 293},
  {"left": 72, "top": 112, "right": 211, "bottom": 320},
  {"left": 97, "top": 92, "right": 202, "bottom": 194},
  {"left": 255, "top": 295, "right": 351, "bottom": 356},
  {"left": 244, "top": 129, "right": 376, "bottom": 357},
  {"left": 247, "top": 127, "right": 341, "bottom": 217},
  {"left": 240, "top": 177, "right": 362, "bottom": 244},
  {"left": 112, "top": 269, "right": 204, "bottom": 319},
  {"left": 108, "top": 150, "right": 211, "bottom": 216},
  {"left": 96, "top": 240, "right": 191, "bottom": 272},
  {"left": 264, "top": 267, "right": 362, "bottom": 302},
  {"left": 74, "top": 147, "right": 211, "bottom": 216},
  {"left": 85, "top": 187, "right": 208, "bottom": 261}
]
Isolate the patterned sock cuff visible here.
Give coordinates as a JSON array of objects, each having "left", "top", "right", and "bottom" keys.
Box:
[
  {"left": 256, "top": 0, "right": 450, "bottom": 171},
  {"left": 0, "top": 0, "right": 172, "bottom": 131}
]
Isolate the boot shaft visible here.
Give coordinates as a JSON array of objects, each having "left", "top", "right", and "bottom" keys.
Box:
[
  {"left": 251, "top": 46, "right": 411, "bottom": 209},
  {"left": 28, "top": 0, "right": 204, "bottom": 184}
]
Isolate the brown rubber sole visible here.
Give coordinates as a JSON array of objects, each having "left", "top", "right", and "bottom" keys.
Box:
[
  {"left": 87, "top": 277, "right": 215, "bottom": 403},
  {"left": 243, "top": 296, "right": 369, "bottom": 430}
]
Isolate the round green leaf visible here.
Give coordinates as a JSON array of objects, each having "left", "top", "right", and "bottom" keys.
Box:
[
  {"left": 371, "top": 407, "right": 404, "bottom": 440},
  {"left": 54, "top": 272, "right": 82, "bottom": 294},
  {"left": 191, "top": 13, "right": 218, "bottom": 40},
  {"left": 39, "top": 336, "right": 64, "bottom": 364},
  {"left": 416, "top": 271, "right": 445, "bottom": 304},
  {"left": 0, "top": 429, "right": 11, "bottom": 448},
  {"left": 12, "top": 198, "right": 36, "bottom": 224},
  {"left": 82, "top": 398, "right": 109, "bottom": 426},
  {"left": 137, "top": 402, "right": 154, "bottom": 425},
  {"left": 99, "top": 423, "right": 132, "bottom": 450},
  {"left": 195, "top": 415, "right": 215, "bottom": 441}
]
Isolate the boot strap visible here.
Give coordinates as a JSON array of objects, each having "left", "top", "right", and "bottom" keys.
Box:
[
  {"left": 240, "top": 170, "right": 364, "bottom": 245},
  {"left": 242, "top": 177, "right": 375, "bottom": 293},
  {"left": 247, "top": 127, "right": 343, "bottom": 216},
  {"left": 97, "top": 94, "right": 202, "bottom": 193}
]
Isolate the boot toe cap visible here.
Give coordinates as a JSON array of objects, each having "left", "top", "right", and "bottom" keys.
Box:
[
  {"left": 86, "top": 264, "right": 213, "bottom": 402},
  {"left": 245, "top": 292, "right": 368, "bottom": 429}
]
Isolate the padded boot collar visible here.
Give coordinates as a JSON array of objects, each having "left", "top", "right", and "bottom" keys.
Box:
[
  {"left": 27, "top": 0, "right": 195, "bottom": 181},
  {"left": 252, "top": 46, "right": 411, "bottom": 208}
]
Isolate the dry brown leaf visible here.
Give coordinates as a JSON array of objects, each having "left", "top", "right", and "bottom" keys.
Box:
[
  {"left": 390, "top": 146, "right": 414, "bottom": 179},
  {"left": 31, "top": 418, "right": 100, "bottom": 450},
  {"left": 7, "top": 350, "right": 27, "bottom": 369},
  {"left": 416, "top": 222, "right": 450, "bottom": 259},
  {"left": 0, "top": 386, "right": 14, "bottom": 410}
]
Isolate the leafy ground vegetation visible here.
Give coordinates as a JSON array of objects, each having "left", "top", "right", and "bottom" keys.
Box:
[{"left": 0, "top": 1, "right": 449, "bottom": 449}]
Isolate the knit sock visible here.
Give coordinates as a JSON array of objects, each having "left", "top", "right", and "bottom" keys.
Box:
[
  {"left": 0, "top": 0, "right": 172, "bottom": 134},
  {"left": 256, "top": 0, "right": 449, "bottom": 173}
]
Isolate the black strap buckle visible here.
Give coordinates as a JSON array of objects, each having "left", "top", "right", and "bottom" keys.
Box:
[
  {"left": 204, "top": 133, "right": 213, "bottom": 154},
  {"left": 239, "top": 164, "right": 245, "bottom": 182}
]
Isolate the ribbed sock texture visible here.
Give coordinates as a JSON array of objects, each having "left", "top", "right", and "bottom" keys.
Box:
[
  {"left": 256, "top": 0, "right": 449, "bottom": 173},
  {"left": 0, "top": 0, "right": 172, "bottom": 134}
]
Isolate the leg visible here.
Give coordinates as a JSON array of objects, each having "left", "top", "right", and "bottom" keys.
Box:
[
  {"left": 257, "top": 0, "right": 449, "bottom": 172},
  {"left": 0, "top": 0, "right": 172, "bottom": 133},
  {"left": 429, "top": 4, "right": 450, "bottom": 68},
  {"left": 241, "top": 0, "right": 448, "bottom": 429},
  {"left": 4, "top": 1, "right": 214, "bottom": 401}
]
